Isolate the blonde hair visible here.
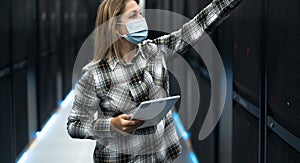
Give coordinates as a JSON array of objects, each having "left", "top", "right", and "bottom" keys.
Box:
[{"left": 93, "top": 0, "right": 140, "bottom": 62}]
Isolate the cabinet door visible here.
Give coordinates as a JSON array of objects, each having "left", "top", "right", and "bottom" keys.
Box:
[
  {"left": 38, "top": 55, "right": 57, "bottom": 128},
  {"left": 267, "top": 0, "right": 300, "bottom": 138},
  {"left": 11, "top": 0, "right": 27, "bottom": 63},
  {"left": 0, "top": 76, "right": 13, "bottom": 162},
  {"left": 13, "top": 68, "right": 29, "bottom": 156},
  {"left": 267, "top": 129, "right": 300, "bottom": 163},
  {"left": 0, "top": 0, "right": 10, "bottom": 69},
  {"left": 232, "top": 0, "right": 262, "bottom": 106},
  {"left": 233, "top": 103, "right": 259, "bottom": 163}
]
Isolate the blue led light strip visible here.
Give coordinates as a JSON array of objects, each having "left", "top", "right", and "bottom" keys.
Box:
[
  {"left": 17, "top": 90, "right": 74, "bottom": 163},
  {"left": 173, "top": 112, "right": 199, "bottom": 163}
]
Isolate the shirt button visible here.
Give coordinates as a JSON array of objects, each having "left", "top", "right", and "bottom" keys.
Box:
[{"left": 139, "top": 81, "right": 142, "bottom": 84}]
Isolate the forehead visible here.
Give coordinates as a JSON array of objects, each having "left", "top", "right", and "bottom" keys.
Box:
[{"left": 123, "top": 0, "right": 140, "bottom": 14}]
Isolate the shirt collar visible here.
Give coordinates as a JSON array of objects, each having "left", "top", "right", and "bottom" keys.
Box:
[
  {"left": 105, "top": 45, "right": 146, "bottom": 70},
  {"left": 138, "top": 43, "right": 146, "bottom": 60},
  {"left": 105, "top": 52, "right": 119, "bottom": 70}
]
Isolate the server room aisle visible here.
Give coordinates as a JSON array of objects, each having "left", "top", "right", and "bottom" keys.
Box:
[
  {"left": 18, "top": 91, "right": 191, "bottom": 163},
  {"left": 18, "top": 92, "right": 95, "bottom": 163}
]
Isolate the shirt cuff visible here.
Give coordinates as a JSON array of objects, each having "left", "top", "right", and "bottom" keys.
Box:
[{"left": 92, "top": 117, "right": 115, "bottom": 138}]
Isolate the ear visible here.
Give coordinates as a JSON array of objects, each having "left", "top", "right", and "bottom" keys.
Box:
[
  {"left": 115, "top": 29, "right": 120, "bottom": 35},
  {"left": 115, "top": 29, "right": 124, "bottom": 38},
  {"left": 116, "top": 25, "right": 128, "bottom": 37},
  {"left": 115, "top": 23, "right": 123, "bottom": 36}
]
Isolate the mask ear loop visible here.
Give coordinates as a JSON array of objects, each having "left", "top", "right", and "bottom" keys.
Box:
[{"left": 117, "top": 33, "right": 126, "bottom": 38}]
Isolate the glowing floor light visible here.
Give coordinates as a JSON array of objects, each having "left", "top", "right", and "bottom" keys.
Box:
[
  {"left": 17, "top": 152, "right": 28, "bottom": 163},
  {"left": 59, "top": 90, "right": 74, "bottom": 109},
  {"left": 35, "top": 113, "right": 57, "bottom": 139},
  {"left": 17, "top": 90, "right": 74, "bottom": 163},
  {"left": 173, "top": 112, "right": 190, "bottom": 140},
  {"left": 189, "top": 152, "right": 199, "bottom": 163}
]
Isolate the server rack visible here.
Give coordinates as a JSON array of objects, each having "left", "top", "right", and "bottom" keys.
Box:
[
  {"left": 0, "top": 0, "right": 98, "bottom": 161},
  {"left": 266, "top": 0, "right": 300, "bottom": 162},
  {"left": 231, "top": 0, "right": 300, "bottom": 163},
  {"left": 0, "top": 0, "right": 13, "bottom": 162}
]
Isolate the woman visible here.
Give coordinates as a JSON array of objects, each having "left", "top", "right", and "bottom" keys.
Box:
[{"left": 67, "top": 0, "right": 242, "bottom": 162}]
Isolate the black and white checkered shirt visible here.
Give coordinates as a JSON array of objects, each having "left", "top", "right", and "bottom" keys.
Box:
[{"left": 67, "top": 0, "right": 242, "bottom": 162}]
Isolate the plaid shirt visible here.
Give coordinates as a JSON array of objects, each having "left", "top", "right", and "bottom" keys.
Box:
[{"left": 67, "top": 0, "right": 242, "bottom": 162}]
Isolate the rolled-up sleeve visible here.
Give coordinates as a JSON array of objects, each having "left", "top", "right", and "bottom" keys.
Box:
[{"left": 67, "top": 65, "right": 114, "bottom": 139}]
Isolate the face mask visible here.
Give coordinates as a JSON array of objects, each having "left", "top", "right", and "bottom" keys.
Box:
[{"left": 118, "top": 17, "right": 148, "bottom": 44}]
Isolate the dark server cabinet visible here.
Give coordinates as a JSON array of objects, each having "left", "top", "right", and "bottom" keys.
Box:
[
  {"left": 189, "top": 74, "right": 216, "bottom": 163},
  {"left": 49, "top": 0, "right": 61, "bottom": 57},
  {"left": 37, "top": 0, "right": 60, "bottom": 128},
  {"left": 233, "top": 102, "right": 259, "bottom": 163},
  {"left": 11, "top": 0, "right": 33, "bottom": 158},
  {"left": 39, "top": 0, "right": 50, "bottom": 54},
  {"left": 0, "top": 76, "right": 13, "bottom": 162},
  {"left": 267, "top": 0, "right": 300, "bottom": 138},
  {"left": 13, "top": 68, "right": 29, "bottom": 156},
  {"left": 61, "top": 0, "right": 98, "bottom": 96},
  {"left": 230, "top": 0, "right": 262, "bottom": 162},
  {"left": 38, "top": 55, "right": 58, "bottom": 127},
  {"left": 232, "top": 0, "right": 262, "bottom": 106},
  {"left": 11, "top": 0, "right": 28, "bottom": 63},
  {"left": 74, "top": 0, "right": 89, "bottom": 51},
  {"left": 0, "top": 0, "right": 10, "bottom": 70},
  {"left": 268, "top": 0, "right": 300, "bottom": 138},
  {"left": 267, "top": 129, "right": 300, "bottom": 163},
  {"left": 61, "top": 0, "right": 77, "bottom": 96}
]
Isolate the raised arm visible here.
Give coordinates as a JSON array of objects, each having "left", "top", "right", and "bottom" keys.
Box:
[
  {"left": 149, "top": 0, "right": 242, "bottom": 57},
  {"left": 67, "top": 65, "right": 114, "bottom": 139}
]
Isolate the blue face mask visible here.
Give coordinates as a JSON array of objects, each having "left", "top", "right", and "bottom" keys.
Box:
[{"left": 118, "top": 17, "right": 148, "bottom": 44}]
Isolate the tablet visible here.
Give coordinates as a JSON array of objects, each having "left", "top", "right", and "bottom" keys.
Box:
[{"left": 131, "top": 95, "right": 180, "bottom": 129}]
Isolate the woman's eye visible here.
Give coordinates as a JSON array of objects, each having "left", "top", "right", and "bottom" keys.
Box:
[
  {"left": 129, "top": 11, "right": 143, "bottom": 19},
  {"left": 129, "top": 14, "right": 136, "bottom": 19}
]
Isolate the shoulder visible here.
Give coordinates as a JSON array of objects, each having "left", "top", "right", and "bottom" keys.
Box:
[
  {"left": 82, "top": 60, "right": 112, "bottom": 94},
  {"left": 77, "top": 60, "right": 102, "bottom": 88},
  {"left": 140, "top": 39, "right": 160, "bottom": 58},
  {"left": 81, "top": 60, "right": 100, "bottom": 76}
]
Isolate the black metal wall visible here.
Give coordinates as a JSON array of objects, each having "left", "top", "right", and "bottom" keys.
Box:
[{"left": 0, "top": 0, "right": 98, "bottom": 162}]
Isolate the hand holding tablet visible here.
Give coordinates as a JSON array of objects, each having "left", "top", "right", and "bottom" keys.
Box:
[{"left": 131, "top": 95, "right": 180, "bottom": 129}]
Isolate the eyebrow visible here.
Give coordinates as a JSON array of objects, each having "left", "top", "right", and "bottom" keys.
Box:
[{"left": 128, "top": 9, "right": 141, "bottom": 16}]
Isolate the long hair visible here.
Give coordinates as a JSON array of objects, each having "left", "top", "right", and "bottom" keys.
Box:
[{"left": 93, "top": 0, "right": 140, "bottom": 62}]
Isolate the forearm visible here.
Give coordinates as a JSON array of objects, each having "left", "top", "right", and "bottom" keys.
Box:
[
  {"left": 67, "top": 104, "right": 114, "bottom": 139},
  {"left": 194, "top": 0, "right": 242, "bottom": 35},
  {"left": 181, "top": 0, "right": 242, "bottom": 45},
  {"left": 152, "top": 0, "right": 242, "bottom": 57}
]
